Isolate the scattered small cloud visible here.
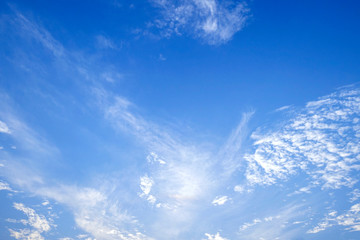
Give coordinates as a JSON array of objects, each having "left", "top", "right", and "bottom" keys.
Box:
[
  {"left": 211, "top": 195, "right": 230, "bottom": 206},
  {"left": 349, "top": 189, "right": 360, "bottom": 202},
  {"left": 204, "top": 232, "right": 228, "bottom": 240},
  {"left": 139, "top": 175, "right": 157, "bottom": 205},
  {"left": 308, "top": 204, "right": 360, "bottom": 233},
  {"left": 146, "top": 152, "right": 166, "bottom": 165},
  {"left": 239, "top": 218, "right": 262, "bottom": 231},
  {"left": 233, "top": 185, "right": 245, "bottom": 193},
  {"left": 0, "top": 120, "right": 11, "bottom": 134},
  {"left": 275, "top": 105, "right": 292, "bottom": 112},
  {"left": 9, "top": 202, "right": 51, "bottom": 240}
]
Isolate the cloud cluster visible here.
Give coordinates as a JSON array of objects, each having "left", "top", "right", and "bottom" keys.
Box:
[
  {"left": 308, "top": 203, "right": 360, "bottom": 233},
  {"left": 244, "top": 86, "right": 360, "bottom": 189},
  {"left": 9, "top": 203, "right": 51, "bottom": 240},
  {"left": 149, "top": 0, "right": 250, "bottom": 44},
  {"left": 204, "top": 232, "right": 228, "bottom": 240}
]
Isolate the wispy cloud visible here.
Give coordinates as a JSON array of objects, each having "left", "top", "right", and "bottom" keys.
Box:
[
  {"left": 35, "top": 184, "right": 152, "bottom": 240},
  {"left": 349, "top": 189, "right": 360, "bottom": 202},
  {"left": 148, "top": 0, "right": 250, "bottom": 45},
  {"left": 238, "top": 204, "right": 307, "bottom": 240},
  {"left": 98, "top": 88, "right": 254, "bottom": 238},
  {"left": 308, "top": 204, "right": 360, "bottom": 233},
  {"left": 96, "top": 35, "right": 119, "bottom": 50},
  {"left": 13, "top": 10, "right": 65, "bottom": 57}
]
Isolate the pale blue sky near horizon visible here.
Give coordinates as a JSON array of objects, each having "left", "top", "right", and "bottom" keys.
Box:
[{"left": 0, "top": 0, "right": 360, "bottom": 239}]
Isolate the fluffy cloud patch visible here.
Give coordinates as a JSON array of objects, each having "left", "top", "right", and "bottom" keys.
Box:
[
  {"left": 244, "top": 87, "right": 360, "bottom": 189},
  {"left": 9, "top": 203, "right": 51, "bottom": 240},
  {"left": 149, "top": 0, "right": 250, "bottom": 45},
  {"left": 0, "top": 120, "right": 11, "bottom": 134},
  {"left": 204, "top": 232, "right": 228, "bottom": 240},
  {"left": 211, "top": 195, "right": 230, "bottom": 206}
]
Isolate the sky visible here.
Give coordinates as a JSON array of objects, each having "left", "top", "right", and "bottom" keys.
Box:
[{"left": 0, "top": 0, "right": 360, "bottom": 239}]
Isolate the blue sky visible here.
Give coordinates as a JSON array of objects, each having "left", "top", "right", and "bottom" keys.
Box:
[{"left": 0, "top": 0, "right": 360, "bottom": 239}]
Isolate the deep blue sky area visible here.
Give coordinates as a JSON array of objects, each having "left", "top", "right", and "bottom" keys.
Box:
[
  {"left": 0, "top": 1, "right": 360, "bottom": 240},
  {"left": 1, "top": 0, "right": 359, "bottom": 129}
]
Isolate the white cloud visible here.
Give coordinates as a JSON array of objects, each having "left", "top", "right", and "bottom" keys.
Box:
[
  {"left": 349, "top": 189, "right": 360, "bottom": 202},
  {"left": 0, "top": 120, "right": 11, "bottom": 134},
  {"left": 211, "top": 195, "right": 230, "bottom": 206},
  {"left": 139, "top": 175, "right": 157, "bottom": 205},
  {"left": 13, "top": 203, "right": 51, "bottom": 232},
  {"left": 217, "top": 111, "right": 254, "bottom": 177},
  {"left": 239, "top": 218, "right": 262, "bottom": 231},
  {"left": 275, "top": 105, "right": 292, "bottom": 112},
  {"left": 9, "top": 202, "right": 51, "bottom": 240},
  {"left": 287, "top": 185, "right": 314, "bottom": 196},
  {"left": 103, "top": 95, "right": 215, "bottom": 210},
  {"left": 34, "top": 185, "right": 153, "bottom": 240},
  {"left": 244, "top": 87, "right": 360, "bottom": 190},
  {"left": 101, "top": 90, "right": 254, "bottom": 238},
  {"left": 146, "top": 152, "right": 166, "bottom": 165},
  {"left": 9, "top": 228, "right": 45, "bottom": 240},
  {"left": 233, "top": 184, "right": 244, "bottom": 193},
  {"left": 149, "top": 0, "right": 250, "bottom": 45},
  {"left": 308, "top": 204, "right": 360, "bottom": 233},
  {"left": 204, "top": 232, "right": 228, "bottom": 240},
  {"left": 0, "top": 180, "right": 14, "bottom": 192},
  {"left": 238, "top": 204, "right": 305, "bottom": 239},
  {"left": 77, "top": 234, "right": 89, "bottom": 239}
]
